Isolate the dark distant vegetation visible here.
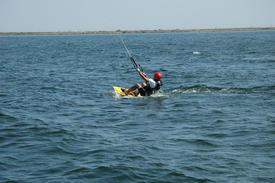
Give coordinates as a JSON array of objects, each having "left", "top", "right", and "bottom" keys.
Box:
[{"left": 1, "top": 27, "right": 274, "bottom": 36}]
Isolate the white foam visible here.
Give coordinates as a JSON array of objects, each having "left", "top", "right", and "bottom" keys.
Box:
[{"left": 192, "top": 51, "right": 201, "bottom": 55}]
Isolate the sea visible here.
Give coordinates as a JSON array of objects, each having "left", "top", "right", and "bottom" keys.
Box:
[{"left": 0, "top": 30, "right": 274, "bottom": 183}]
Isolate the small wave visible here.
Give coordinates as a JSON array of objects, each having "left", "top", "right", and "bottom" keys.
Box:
[
  {"left": 43, "top": 144, "right": 76, "bottom": 156},
  {"left": 166, "top": 171, "right": 212, "bottom": 183},
  {"left": 40, "top": 86, "right": 58, "bottom": 91},
  {"left": 265, "top": 59, "right": 275, "bottom": 63},
  {"left": 0, "top": 141, "right": 19, "bottom": 148},
  {"left": 68, "top": 166, "right": 122, "bottom": 180},
  {"left": 64, "top": 167, "right": 90, "bottom": 176},
  {"left": 0, "top": 93, "right": 8, "bottom": 97},
  {"left": 0, "top": 111, "right": 17, "bottom": 122},
  {"left": 39, "top": 128, "right": 73, "bottom": 137},
  {"left": 187, "top": 138, "right": 218, "bottom": 147},
  {"left": 248, "top": 51, "right": 257, "bottom": 54}
]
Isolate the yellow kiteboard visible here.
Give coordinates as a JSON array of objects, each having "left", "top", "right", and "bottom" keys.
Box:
[{"left": 113, "top": 86, "right": 141, "bottom": 97}]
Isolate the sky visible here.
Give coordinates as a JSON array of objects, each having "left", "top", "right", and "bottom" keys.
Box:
[{"left": 0, "top": 0, "right": 275, "bottom": 32}]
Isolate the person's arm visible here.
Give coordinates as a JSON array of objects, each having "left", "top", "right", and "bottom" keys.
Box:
[{"left": 136, "top": 68, "right": 149, "bottom": 82}]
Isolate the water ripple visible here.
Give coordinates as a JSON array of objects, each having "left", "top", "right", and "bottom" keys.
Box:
[{"left": 1, "top": 31, "right": 274, "bottom": 182}]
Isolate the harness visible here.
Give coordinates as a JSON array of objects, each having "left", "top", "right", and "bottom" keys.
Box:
[{"left": 142, "top": 80, "right": 163, "bottom": 96}]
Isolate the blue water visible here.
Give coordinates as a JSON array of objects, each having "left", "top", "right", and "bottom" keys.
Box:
[{"left": 0, "top": 31, "right": 275, "bottom": 183}]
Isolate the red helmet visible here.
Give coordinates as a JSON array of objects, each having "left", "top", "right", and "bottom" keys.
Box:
[{"left": 154, "top": 72, "right": 162, "bottom": 81}]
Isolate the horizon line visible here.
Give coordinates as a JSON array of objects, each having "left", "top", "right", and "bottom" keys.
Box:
[{"left": 1, "top": 27, "right": 275, "bottom": 36}]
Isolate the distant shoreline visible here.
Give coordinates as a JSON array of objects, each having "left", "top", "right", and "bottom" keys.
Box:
[{"left": 1, "top": 27, "right": 275, "bottom": 36}]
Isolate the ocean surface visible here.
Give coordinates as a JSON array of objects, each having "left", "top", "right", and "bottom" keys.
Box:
[{"left": 0, "top": 31, "right": 275, "bottom": 183}]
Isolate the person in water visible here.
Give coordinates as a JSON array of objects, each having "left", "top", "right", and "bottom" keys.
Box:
[{"left": 124, "top": 68, "right": 163, "bottom": 96}]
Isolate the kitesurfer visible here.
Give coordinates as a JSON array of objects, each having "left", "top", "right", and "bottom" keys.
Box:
[{"left": 124, "top": 68, "right": 163, "bottom": 96}]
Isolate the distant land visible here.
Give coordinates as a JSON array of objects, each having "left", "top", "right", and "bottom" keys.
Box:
[{"left": 0, "top": 27, "right": 275, "bottom": 36}]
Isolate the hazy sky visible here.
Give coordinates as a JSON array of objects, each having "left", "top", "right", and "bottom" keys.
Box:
[{"left": 0, "top": 0, "right": 274, "bottom": 32}]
